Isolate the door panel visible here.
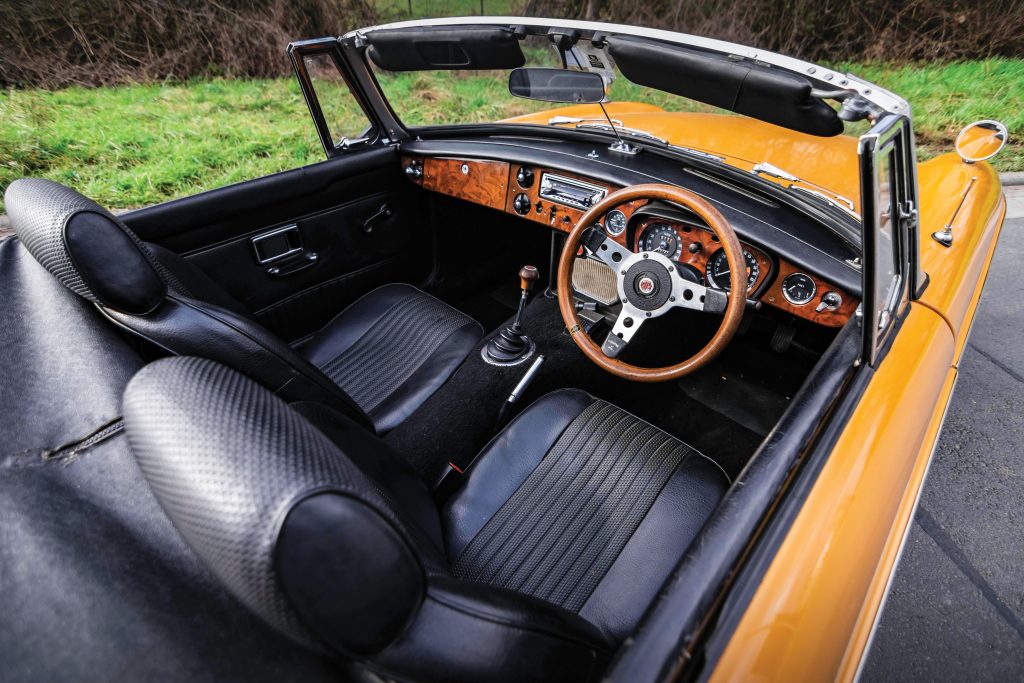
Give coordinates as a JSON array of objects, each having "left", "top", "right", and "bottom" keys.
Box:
[{"left": 122, "top": 145, "right": 430, "bottom": 342}]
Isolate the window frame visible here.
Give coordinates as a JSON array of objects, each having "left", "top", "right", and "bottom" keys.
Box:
[
  {"left": 287, "top": 38, "right": 380, "bottom": 158},
  {"left": 858, "top": 114, "right": 918, "bottom": 366}
]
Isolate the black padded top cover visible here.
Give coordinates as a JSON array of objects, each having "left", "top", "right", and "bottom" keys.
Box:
[
  {"left": 366, "top": 27, "right": 526, "bottom": 71},
  {"left": 4, "top": 178, "right": 167, "bottom": 313},
  {"left": 606, "top": 35, "right": 844, "bottom": 137}
]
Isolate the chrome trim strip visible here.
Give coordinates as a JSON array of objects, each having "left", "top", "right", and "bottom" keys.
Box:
[{"left": 250, "top": 224, "right": 303, "bottom": 264}]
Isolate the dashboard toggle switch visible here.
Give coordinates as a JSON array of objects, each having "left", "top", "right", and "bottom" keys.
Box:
[{"left": 816, "top": 291, "right": 842, "bottom": 313}]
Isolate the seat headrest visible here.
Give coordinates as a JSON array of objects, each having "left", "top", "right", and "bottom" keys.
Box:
[
  {"left": 4, "top": 178, "right": 166, "bottom": 314},
  {"left": 123, "top": 357, "right": 425, "bottom": 656}
]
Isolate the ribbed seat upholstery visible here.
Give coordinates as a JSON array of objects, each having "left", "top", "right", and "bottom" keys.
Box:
[
  {"left": 302, "top": 283, "right": 482, "bottom": 433},
  {"left": 123, "top": 359, "right": 729, "bottom": 682},
  {"left": 4, "top": 177, "right": 482, "bottom": 434},
  {"left": 452, "top": 400, "right": 698, "bottom": 612},
  {"left": 444, "top": 389, "right": 728, "bottom": 642}
]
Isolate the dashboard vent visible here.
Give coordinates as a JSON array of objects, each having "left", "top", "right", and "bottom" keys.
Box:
[{"left": 683, "top": 168, "right": 780, "bottom": 207}]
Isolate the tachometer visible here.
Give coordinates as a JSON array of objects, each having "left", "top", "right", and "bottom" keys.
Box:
[
  {"left": 640, "top": 223, "right": 682, "bottom": 260},
  {"left": 706, "top": 248, "right": 760, "bottom": 291}
]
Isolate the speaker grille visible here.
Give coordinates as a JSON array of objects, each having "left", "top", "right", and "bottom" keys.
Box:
[{"left": 572, "top": 257, "right": 618, "bottom": 305}]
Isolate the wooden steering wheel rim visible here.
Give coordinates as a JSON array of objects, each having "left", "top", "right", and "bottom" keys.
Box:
[{"left": 557, "top": 183, "right": 746, "bottom": 382}]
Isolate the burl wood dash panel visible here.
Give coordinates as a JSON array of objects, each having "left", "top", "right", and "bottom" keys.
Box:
[
  {"left": 762, "top": 258, "right": 859, "bottom": 327},
  {"left": 403, "top": 154, "right": 857, "bottom": 327},
  {"left": 507, "top": 165, "right": 599, "bottom": 232},
  {"left": 632, "top": 216, "right": 773, "bottom": 294},
  {"left": 422, "top": 157, "right": 510, "bottom": 210},
  {"left": 632, "top": 217, "right": 857, "bottom": 327}
]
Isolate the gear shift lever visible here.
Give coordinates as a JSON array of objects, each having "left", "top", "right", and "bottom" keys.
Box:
[
  {"left": 484, "top": 265, "right": 539, "bottom": 364},
  {"left": 512, "top": 265, "right": 539, "bottom": 331}
]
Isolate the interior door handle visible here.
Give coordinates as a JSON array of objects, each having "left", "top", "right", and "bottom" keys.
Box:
[
  {"left": 361, "top": 203, "right": 392, "bottom": 233},
  {"left": 266, "top": 251, "right": 318, "bottom": 278}
]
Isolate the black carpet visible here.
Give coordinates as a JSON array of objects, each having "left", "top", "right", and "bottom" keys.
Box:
[{"left": 385, "top": 294, "right": 815, "bottom": 482}]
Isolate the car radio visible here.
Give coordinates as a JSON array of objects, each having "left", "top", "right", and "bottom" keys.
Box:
[{"left": 538, "top": 173, "right": 606, "bottom": 210}]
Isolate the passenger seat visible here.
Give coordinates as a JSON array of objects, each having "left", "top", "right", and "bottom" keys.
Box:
[{"left": 4, "top": 178, "right": 482, "bottom": 434}]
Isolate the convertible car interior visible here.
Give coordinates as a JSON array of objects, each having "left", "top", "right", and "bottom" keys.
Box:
[{"left": 1, "top": 17, "right": 916, "bottom": 683}]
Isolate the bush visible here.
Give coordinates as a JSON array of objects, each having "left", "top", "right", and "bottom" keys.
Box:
[
  {"left": 528, "top": 0, "right": 1024, "bottom": 62},
  {"left": 2, "top": 0, "right": 1021, "bottom": 89},
  {"left": 0, "top": 0, "right": 379, "bottom": 88}
]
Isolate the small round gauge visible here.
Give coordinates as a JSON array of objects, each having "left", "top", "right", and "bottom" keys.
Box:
[
  {"left": 640, "top": 223, "right": 682, "bottom": 260},
  {"left": 605, "top": 209, "right": 628, "bottom": 236},
  {"left": 782, "top": 272, "right": 817, "bottom": 305},
  {"left": 706, "top": 248, "right": 761, "bottom": 291}
]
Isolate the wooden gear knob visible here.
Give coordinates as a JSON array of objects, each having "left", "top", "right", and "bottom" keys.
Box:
[{"left": 519, "top": 265, "right": 540, "bottom": 292}]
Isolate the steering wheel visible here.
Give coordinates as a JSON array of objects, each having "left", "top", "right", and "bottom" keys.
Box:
[{"left": 557, "top": 184, "right": 746, "bottom": 382}]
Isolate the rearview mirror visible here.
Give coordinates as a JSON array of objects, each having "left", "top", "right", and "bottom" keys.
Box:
[
  {"left": 508, "top": 67, "right": 606, "bottom": 104},
  {"left": 955, "top": 120, "right": 1008, "bottom": 163}
]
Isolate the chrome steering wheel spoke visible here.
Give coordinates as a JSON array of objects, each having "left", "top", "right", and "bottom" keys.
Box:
[
  {"left": 582, "top": 226, "right": 634, "bottom": 270},
  {"left": 668, "top": 275, "right": 729, "bottom": 315},
  {"left": 601, "top": 307, "right": 645, "bottom": 358},
  {"left": 582, "top": 226, "right": 731, "bottom": 359}
]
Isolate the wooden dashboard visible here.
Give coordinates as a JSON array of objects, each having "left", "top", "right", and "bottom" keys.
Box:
[{"left": 403, "top": 154, "right": 858, "bottom": 328}]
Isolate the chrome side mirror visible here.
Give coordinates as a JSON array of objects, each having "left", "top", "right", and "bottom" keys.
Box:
[{"left": 955, "top": 120, "right": 1008, "bottom": 163}]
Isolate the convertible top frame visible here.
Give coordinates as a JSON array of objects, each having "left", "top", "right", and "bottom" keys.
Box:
[{"left": 344, "top": 17, "right": 910, "bottom": 118}]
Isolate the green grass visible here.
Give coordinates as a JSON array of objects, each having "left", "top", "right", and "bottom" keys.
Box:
[
  {"left": 834, "top": 59, "right": 1024, "bottom": 170},
  {"left": 0, "top": 80, "right": 327, "bottom": 212},
  {"left": 2, "top": 59, "right": 1021, "bottom": 213}
]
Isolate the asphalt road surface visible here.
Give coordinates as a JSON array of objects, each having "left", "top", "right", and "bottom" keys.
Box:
[{"left": 862, "top": 187, "right": 1024, "bottom": 680}]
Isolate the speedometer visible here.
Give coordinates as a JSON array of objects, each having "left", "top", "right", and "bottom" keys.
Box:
[
  {"left": 706, "top": 248, "right": 760, "bottom": 291},
  {"left": 640, "top": 223, "right": 682, "bottom": 260}
]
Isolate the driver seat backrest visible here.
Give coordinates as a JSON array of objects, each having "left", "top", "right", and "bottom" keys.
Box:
[
  {"left": 2, "top": 178, "right": 377, "bottom": 429},
  {"left": 124, "top": 357, "right": 612, "bottom": 683}
]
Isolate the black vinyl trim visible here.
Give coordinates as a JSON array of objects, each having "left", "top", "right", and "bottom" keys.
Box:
[
  {"left": 605, "top": 35, "right": 843, "bottom": 138},
  {"left": 695, "top": 360, "right": 873, "bottom": 680},
  {"left": 364, "top": 27, "right": 526, "bottom": 72},
  {"left": 122, "top": 146, "right": 400, "bottom": 243}
]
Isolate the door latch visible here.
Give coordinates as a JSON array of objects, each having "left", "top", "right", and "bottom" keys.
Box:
[
  {"left": 361, "top": 203, "right": 392, "bottom": 233},
  {"left": 251, "top": 224, "right": 304, "bottom": 264}
]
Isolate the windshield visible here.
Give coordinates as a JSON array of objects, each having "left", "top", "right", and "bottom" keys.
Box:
[
  {"left": 370, "top": 35, "right": 723, "bottom": 129},
  {"left": 364, "top": 30, "right": 864, "bottom": 217}
]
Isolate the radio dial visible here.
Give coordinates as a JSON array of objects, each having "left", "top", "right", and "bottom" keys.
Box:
[
  {"left": 513, "top": 193, "right": 531, "bottom": 215},
  {"left": 516, "top": 167, "right": 535, "bottom": 188}
]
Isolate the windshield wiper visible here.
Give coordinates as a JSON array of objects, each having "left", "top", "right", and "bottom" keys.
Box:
[
  {"left": 548, "top": 116, "right": 722, "bottom": 161},
  {"left": 574, "top": 122, "right": 667, "bottom": 144},
  {"left": 548, "top": 115, "right": 624, "bottom": 127},
  {"left": 752, "top": 162, "right": 858, "bottom": 216}
]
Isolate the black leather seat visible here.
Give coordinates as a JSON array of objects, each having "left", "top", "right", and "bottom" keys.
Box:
[
  {"left": 123, "top": 357, "right": 729, "bottom": 683},
  {"left": 3, "top": 178, "right": 481, "bottom": 434}
]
